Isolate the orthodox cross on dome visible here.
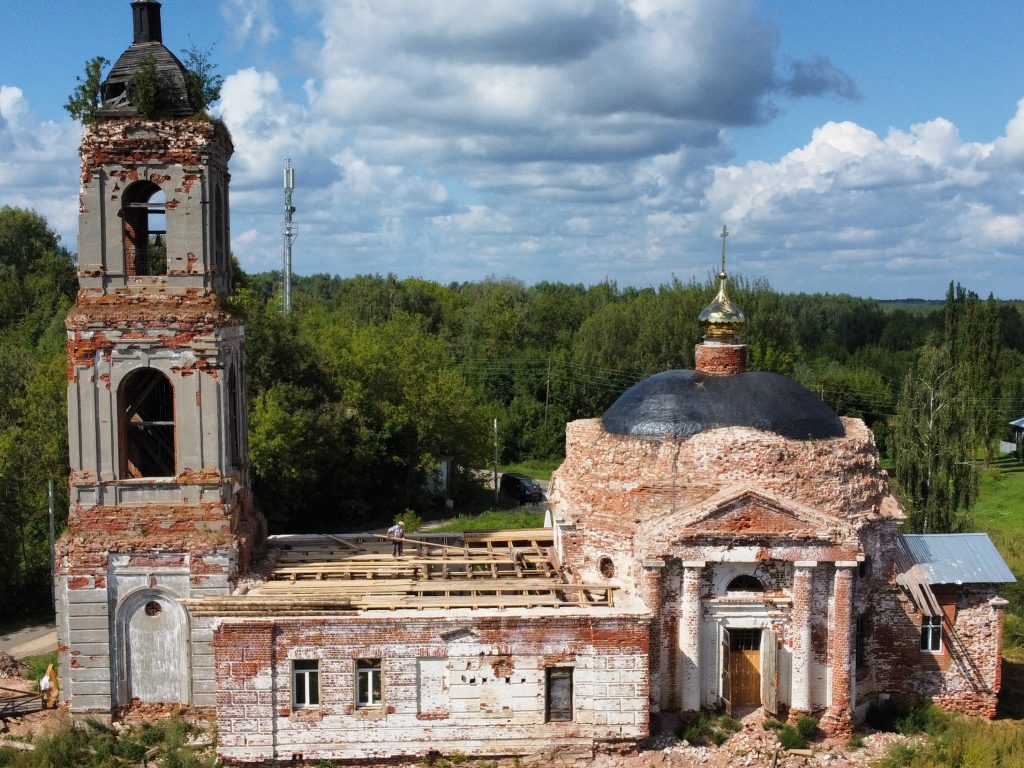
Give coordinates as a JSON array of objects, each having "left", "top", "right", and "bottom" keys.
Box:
[
  {"left": 697, "top": 224, "right": 745, "bottom": 342},
  {"left": 720, "top": 224, "right": 729, "bottom": 276}
]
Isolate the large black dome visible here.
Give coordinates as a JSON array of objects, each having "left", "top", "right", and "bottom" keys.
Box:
[{"left": 602, "top": 369, "right": 845, "bottom": 440}]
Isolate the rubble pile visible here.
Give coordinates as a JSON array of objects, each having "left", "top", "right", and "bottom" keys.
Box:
[{"left": 0, "top": 653, "right": 28, "bottom": 679}]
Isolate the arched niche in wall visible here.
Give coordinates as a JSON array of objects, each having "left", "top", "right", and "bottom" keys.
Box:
[
  {"left": 119, "top": 368, "right": 176, "bottom": 478},
  {"left": 121, "top": 180, "right": 166, "bottom": 276},
  {"left": 114, "top": 588, "right": 191, "bottom": 706}
]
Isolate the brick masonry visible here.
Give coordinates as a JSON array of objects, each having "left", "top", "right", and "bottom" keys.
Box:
[
  {"left": 548, "top": 414, "right": 1009, "bottom": 733},
  {"left": 212, "top": 613, "right": 651, "bottom": 763},
  {"left": 695, "top": 342, "right": 747, "bottom": 375}
]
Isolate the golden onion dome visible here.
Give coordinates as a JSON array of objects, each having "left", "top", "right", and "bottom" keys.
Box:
[{"left": 698, "top": 226, "right": 745, "bottom": 341}]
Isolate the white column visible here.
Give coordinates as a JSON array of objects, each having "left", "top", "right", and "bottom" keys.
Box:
[
  {"left": 791, "top": 561, "right": 816, "bottom": 713},
  {"left": 681, "top": 561, "right": 704, "bottom": 712}
]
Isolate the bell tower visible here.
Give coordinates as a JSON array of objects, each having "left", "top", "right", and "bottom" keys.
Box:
[{"left": 56, "top": 0, "right": 265, "bottom": 713}]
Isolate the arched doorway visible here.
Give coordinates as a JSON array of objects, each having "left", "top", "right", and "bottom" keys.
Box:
[{"left": 116, "top": 590, "right": 190, "bottom": 705}]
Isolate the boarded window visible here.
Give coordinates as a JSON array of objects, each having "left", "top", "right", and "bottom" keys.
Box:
[
  {"left": 545, "top": 667, "right": 573, "bottom": 722},
  {"left": 120, "top": 369, "right": 175, "bottom": 477},
  {"left": 292, "top": 660, "right": 319, "bottom": 708},
  {"left": 417, "top": 658, "right": 448, "bottom": 715}
]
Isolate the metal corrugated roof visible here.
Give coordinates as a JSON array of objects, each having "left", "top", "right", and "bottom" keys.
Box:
[
  {"left": 1009, "top": 417, "right": 1024, "bottom": 429},
  {"left": 900, "top": 533, "right": 1016, "bottom": 584}
]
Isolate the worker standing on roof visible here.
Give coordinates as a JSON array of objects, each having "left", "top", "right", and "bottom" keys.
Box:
[{"left": 386, "top": 520, "right": 405, "bottom": 556}]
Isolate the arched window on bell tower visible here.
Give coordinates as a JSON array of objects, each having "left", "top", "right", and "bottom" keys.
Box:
[
  {"left": 214, "top": 185, "right": 225, "bottom": 273},
  {"left": 119, "top": 369, "right": 176, "bottom": 478},
  {"left": 122, "top": 181, "right": 167, "bottom": 276},
  {"left": 226, "top": 365, "right": 241, "bottom": 469}
]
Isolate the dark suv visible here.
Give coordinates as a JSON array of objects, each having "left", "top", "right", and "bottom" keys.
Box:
[{"left": 499, "top": 473, "right": 544, "bottom": 504}]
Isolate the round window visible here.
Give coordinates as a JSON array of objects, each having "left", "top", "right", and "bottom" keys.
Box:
[
  {"left": 144, "top": 600, "right": 163, "bottom": 617},
  {"left": 598, "top": 557, "right": 616, "bottom": 579}
]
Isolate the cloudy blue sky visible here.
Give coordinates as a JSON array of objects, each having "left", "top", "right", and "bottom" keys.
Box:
[{"left": 1, "top": 0, "right": 1023, "bottom": 298}]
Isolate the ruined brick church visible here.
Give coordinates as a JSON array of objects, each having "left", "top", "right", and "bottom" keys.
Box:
[{"left": 56, "top": 3, "right": 1014, "bottom": 764}]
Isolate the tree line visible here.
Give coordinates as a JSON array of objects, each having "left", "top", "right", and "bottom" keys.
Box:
[{"left": 1, "top": 206, "right": 1022, "bottom": 619}]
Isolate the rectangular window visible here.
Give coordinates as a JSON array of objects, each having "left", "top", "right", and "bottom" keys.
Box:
[
  {"left": 357, "top": 658, "right": 382, "bottom": 707},
  {"left": 545, "top": 667, "right": 573, "bottom": 722},
  {"left": 292, "top": 660, "right": 319, "bottom": 708},
  {"left": 920, "top": 615, "right": 942, "bottom": 652},
  {"left": 855, "top": 616, "right": 868, "bottom": 669}
]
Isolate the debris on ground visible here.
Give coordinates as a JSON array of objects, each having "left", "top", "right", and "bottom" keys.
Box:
[{"left": 0, "top": 654, "right": 27, "bottom": 679}]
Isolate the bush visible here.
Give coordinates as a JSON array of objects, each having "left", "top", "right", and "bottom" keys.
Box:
[
  {"left": 877, "top": 742, "right": 920, "bottom": 767},
  {"left": 776, "top": 724, "right": 806, "bottom": 750},
  {"left": 395, "top": 509, "right": 423, "bottom": 533},
  {"left": 718, "top": 714, "right": 742, "bottom": 733},
  {"left": 676, "top": 711, "right": 738, "bottom": 747},
  {"left": 796, "top": 714, "right": 818, "bottom": 739}
]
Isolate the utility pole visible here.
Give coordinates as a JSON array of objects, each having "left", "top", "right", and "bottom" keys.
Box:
[
  {"left": 493, "top": 418, "right": 500, "bottom": 505},
  {"left": 282, "top": 159, "right": 297, "bottom": 313},
  {"left": 544, "top": 356, "right": 551, "bottom": 428},
  {"left": 48, "top": 480, "right": 56, "bottom": 611}
]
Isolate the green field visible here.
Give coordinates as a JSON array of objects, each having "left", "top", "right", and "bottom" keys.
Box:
[
  {"left": 972, "top": 454, "right": 1024, "bottom": 722},
  {"left": 427, "top": 508, "right": 546, "bottom": 533},
  {"left": 500, "top": 460, "right": 561, "bottom": 482}
]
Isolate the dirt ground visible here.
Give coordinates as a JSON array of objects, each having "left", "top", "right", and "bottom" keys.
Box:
[{"left": 0, "top": 676, "right": 67, "bottom": 740}]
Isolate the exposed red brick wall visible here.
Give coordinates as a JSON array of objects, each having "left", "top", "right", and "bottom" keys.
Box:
[
  {"left": 214, "top": 613, "right": 650, "bottom": 763},
  {"left": 695, "top": 342, "right": 746, "bottom": 375}
]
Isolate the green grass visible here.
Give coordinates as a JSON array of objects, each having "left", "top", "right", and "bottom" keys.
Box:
[
  {"left": 0, "top": 715, "right": 215, "bottom": 768},
  {"left": 873, "top": 705, "right": 1024, "bottom": 767},
  {"left": 427, "top": 508, "right": 546, "bottom": 533},
  {"left": 500, "top": 460, "right": 560, "bottom": 482},
  {"left": 676, "top": 711, "right": 741, "bottom": 746},
  {"left": 21, "top": 652, "right": 56, "bottom": 685},
  {"left": 971, "top": 456, "right": 1024, "bottom": 624},
  {"left": 966, "top": 455, "right": 1024, "bottom": 717}
]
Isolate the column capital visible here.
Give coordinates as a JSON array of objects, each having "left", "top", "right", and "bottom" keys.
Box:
[
  {"left": 834, "top": 560, "right": 859, "bottom": 569},
  {"left": 990, "top": 597, "right": 1010, "bottom": 609},
  {"left": 639, "top": 558, "right": 665, "bottom": 569},
  {"left": 794, "top": 560, "right": 818, "bottom": 568},
  {"left": 682, "top": 560, "right": 706, "bottom": 569}
]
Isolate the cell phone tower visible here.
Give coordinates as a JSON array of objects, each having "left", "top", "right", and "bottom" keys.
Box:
[{"left": 282, "top": 159, "right": 297, "bottom": 313}]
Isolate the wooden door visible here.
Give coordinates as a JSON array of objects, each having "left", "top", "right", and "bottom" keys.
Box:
[
  {"left": 721, "top": 628, "right": 731, "bottom": 715},
  {"left": 730, "top": 650, "right": 761, "bottom": 706},
  {"left": 727, "top": 628, "right": 761, "bottom": 708}
]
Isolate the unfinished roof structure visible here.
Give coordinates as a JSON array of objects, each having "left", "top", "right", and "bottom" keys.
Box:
[{"left": 187, "top": 529, "right": 619, "bottom": 615}]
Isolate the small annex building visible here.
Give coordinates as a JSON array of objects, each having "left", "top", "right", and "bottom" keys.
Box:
[{"left": 55, "top": 3, "right": 1015, "bottom": 765}]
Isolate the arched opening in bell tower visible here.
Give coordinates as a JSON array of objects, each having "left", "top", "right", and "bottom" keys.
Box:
[
  {"left": 122, "top": 181, "right": 167, "bottom": 276},
  {"left": 119, "top": 368, "right": 176, "bottom": 478}
]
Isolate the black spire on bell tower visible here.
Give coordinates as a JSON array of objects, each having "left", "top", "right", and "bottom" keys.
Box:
[{"left": 132, "top": 0, "right": 163, "bottom": 44}]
